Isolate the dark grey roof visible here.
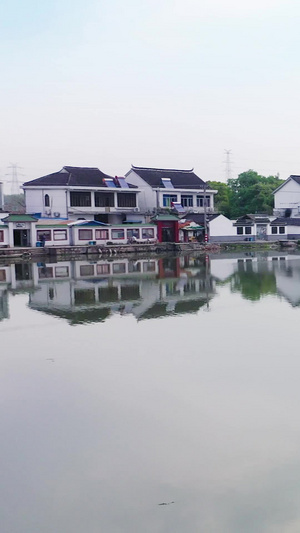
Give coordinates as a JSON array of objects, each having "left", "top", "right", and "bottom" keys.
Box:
[
  {"left": 271, "top": 217, "right": 300, "bottom": 226},
  {"left": 129, "top": 166, "right": 208, "bottom": 189},
  {"left": 234, "top": 214, "right": 270, "bottom": 226},
  {"left": 23, "top": 167, "right": 137, "bottom": 188},
  {"left": 182, "top": 213, "right": 219, "bottom": 224},
  {"left": 290, "top": 176, "right": 300, "bottom": 185}
]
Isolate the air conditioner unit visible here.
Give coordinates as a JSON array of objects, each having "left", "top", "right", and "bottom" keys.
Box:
[
  {"left": 133, "top": 207, "right": 139, "bottom": 212},
  {"left": 54, "top": 212, "right": 60, "bottom": 218},
  {"left": 45, "top": 209, "right": 51, "bottom": 216}
]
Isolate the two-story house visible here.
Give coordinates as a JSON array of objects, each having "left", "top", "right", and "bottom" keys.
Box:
[
  {"left": 23, "top": 166, "right": 141, "bottom": 224},
  {"left": 273, "top": 175, "right": 300, "bottom": 218},
  {"left": 125, "top": 166, "right": 217, "bottom": 214}
]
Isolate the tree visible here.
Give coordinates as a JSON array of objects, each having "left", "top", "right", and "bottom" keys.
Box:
[
  {"left": 227, "top": 170, "right": 284, "bottom": 217},
  {"left": 207, "top": 181, "right": 232, "bottom": 218},
  {"left": 4, "top": 194, "right": 25, "bottom": 213}
]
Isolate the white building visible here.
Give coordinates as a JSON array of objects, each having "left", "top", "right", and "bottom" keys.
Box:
[
  {"left": 273, "top": 175, "right": 300, "bottom": 217},
  {"left": 23, "top": 166, "right": 141, "bottom": 224},
  {"left": 125, "top": 166, "right": 217, "bottom": 215}
]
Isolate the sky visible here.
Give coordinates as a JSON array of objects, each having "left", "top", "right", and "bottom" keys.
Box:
[{"left": 1, "top": 0, "right": 300, "bottom": 193}]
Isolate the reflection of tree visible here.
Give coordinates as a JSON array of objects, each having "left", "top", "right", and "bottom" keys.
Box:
[{"left": 231, "top": 271, "right": 277, "bottom": 301}]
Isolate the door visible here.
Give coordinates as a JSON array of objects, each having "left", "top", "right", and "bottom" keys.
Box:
[
  {"left": 13, "top": 230, "right": 30, "bottom": 247},
  {"left": 256, "top": 224, "right": 267, "bottom": 240}
]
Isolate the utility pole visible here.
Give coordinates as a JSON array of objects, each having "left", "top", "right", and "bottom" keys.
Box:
[{"left": 224, "top": 149, "right": 232, "bottom": 182}]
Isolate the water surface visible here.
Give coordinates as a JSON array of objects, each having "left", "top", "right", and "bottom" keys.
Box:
[{"left": 1, "top": 252, "right": 300, "bottom": 532}]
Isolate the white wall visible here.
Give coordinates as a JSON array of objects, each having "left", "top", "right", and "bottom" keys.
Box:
[
  {"left": 25, "top": 188, "right": 68, "bottom": 218},
  {"left": 274, "top": 179, "right": 300, "bottom": 215},
  {"left": 210, "top": 215, "right": 236, "bottom": 237},
  {"left": 125, "top": 170, "right": 156, "bottom": 211}
]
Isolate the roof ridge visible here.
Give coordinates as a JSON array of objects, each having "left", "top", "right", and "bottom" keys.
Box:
[{"left": 131, "top": 165, "right": 194, "bottom": 173}]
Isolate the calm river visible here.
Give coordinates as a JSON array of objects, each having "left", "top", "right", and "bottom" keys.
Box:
[{"left": 1, "top": 251, "right": 300, "bottom": 533}]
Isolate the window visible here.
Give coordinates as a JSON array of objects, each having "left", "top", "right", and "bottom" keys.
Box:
[
  {"left": 181, "top": 195, "right": 193, "bottom": 207},
  {"left": 0, "top": 269, "right": 6, "bottom": 281},
  {"left": 112, "top": 262, "right": 126, "bottom": 273},
  {"left": 70, "top": 192, "right": 91, "bottom": 207},
  {"left": 245, "top": 227, "right": 252, "bottom": 235},
  {"left": 272, "top": 226, "right": 278, "bottom": 234},
  {"left": 117, "top": 193, "right": 136, "bottom": 208},
  {"left": 44, "top": 194, "right": 50, "bottom": 207},
  {"left": 142, "top": 228, "right": 155, "bottom": 239},
  {"left": 55, "top": 266, "right": 69, "bottom": 278},
  {"left": 196, "top": 196, "right": 210, "bottom": 207},
  {"left": 80, "top": 264, "right": 94, "bottom": 276},
  {"left": 95, "top": 229, "right": 109, "bottom": 240},
  {"left": 127, "top": 228, "right": 140, "bottom": 239},
  {"left": 111, "top": 229, "right": 125, "bottom": 239},
  {"left": 37, "top": 230, "right": 52, "bottom": 241},
  {"left": 78, "top": 229, "right": 93, "bottom": 240},
  {"left": 95, "top": 192, "right": 114, "bottom": 207},
  {"left": 279, "top": 226, "right": 285, "bottom": 234},
  {"left": 237, "top": 227, "right": 243, "bottom": 235},
  {"left": 143, "top": 261, "right": 156, "bottom": 272},
  {"left": 161, "top": 178, "right": 174, "bottom": 188},
  {"left": 96, "top": 263, "right": 110, "bottom": 275},
  {"left": 53, "top": 230, "right": 67, "bottom": 241},
  {"left": 128, "top": 261, "right": 141, "bottom": 272},
  {"left": 49, "top": 288, "right": 54, "bottom": 300},
  {"left": 74, "top": 289, "right": 95, "bottom": 305},
  {"left": 38, "top": 267, "right": 53, "bottom": 279},
  {"left": 163, "top": 194, "right": 177, "bottom": 207},
  {"left": 0, "top": 230, "right": 4, "bottom": 242}
]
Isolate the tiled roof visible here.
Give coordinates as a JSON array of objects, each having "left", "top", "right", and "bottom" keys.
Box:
[
  {"left": 290, "top": 176, "right": 300, "bottom": 185},
  {"left": 182, "top": 213, "right": 219, "bottom": 224},
  {"left": 23, "top": 167, "right": 137, "bottom": 188},
  {"left": 129, "top": 166, "right": 208, "bottom": 189},
  {"left": 234, "top": 214, "right": 270, "bottom": 225},
  {"left": 271, "top": 217, "right": 300, "bottom": 226},
  {"left": 2, "top": 214, "right": 38, "bottom": 222}
]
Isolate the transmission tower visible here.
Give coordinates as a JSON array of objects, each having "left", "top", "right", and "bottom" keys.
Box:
[
  {"left": 224, "top": 149, "right": 232, "bottom": 182},
  {"left": 6, "top": 164, "right": 23, "bottom": 195}
]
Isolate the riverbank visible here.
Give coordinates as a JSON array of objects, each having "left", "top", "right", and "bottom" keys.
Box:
[{"left": 0, "top": 239, "right": 296, "bottom": 262}]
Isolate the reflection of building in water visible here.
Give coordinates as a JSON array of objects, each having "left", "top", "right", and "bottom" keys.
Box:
[
  {"left": 27, "top": 256, "right": 215, "bottom": 324},
  {"left": 0, "top": 287, "right": 9, "bottom": 321},
  {"left": 273, "top": 258, "right": 300, "bottom": 306},
  {"left": 210, "top": 252, "right": 300, "bottom": 304}
]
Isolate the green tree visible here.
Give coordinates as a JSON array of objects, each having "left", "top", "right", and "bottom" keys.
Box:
[
  {"left": 4, "top": 194, "right": 25, "bottom": 213},
  {"left": 207, "top": 181, "right": 232, "bottom": 217},
  {"left": 227, "top": 170, "right": 284, "bottom": 217}
]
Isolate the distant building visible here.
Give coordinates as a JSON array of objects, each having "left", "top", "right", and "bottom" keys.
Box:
[
  {"left": 273, "top": 175, "right": 300, "bottom": 218},
  {"left": 125, "top": 166, "right": 217, "bottom": 215}
]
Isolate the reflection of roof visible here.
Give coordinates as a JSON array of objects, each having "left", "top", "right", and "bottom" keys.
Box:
[
  {"left": 139, "top": 298, "right": 210, "bottom": 320},
  {"left": 29, "top": 305, "right": 110, "bottom": 325},
  {"left": 129, "top": 166, "right": 208, "bottom": 189},
  {"left": 24, "top": 166, "right": 137, "bottom": 188}
]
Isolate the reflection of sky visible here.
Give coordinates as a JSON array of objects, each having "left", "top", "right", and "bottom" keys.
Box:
[{"left": 2, "top": 279, "right": 300, "bottom": 532}]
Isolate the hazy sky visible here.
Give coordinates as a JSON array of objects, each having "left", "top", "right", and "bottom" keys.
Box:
[{"left": 1, "top": 0, "right": 300, "bottom": 192}]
